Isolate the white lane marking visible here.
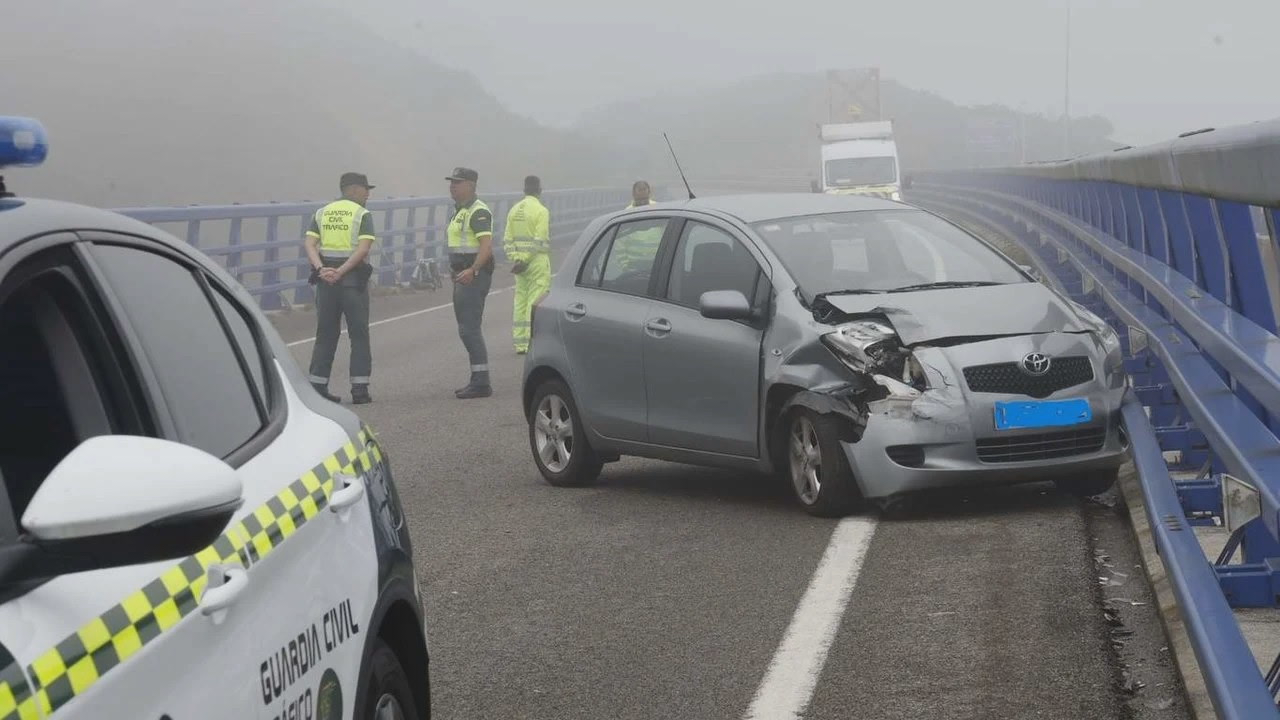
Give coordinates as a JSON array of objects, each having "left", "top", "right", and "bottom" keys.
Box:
[
  {"left": 285, "top": 284, "right": 517, "bottom": 347},
  {"left": 743, "top": 516, "right": 878, "bottom": 720}
]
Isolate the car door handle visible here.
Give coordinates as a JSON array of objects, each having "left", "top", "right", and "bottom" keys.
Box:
[
  {"left": 645, "top": 318, "right": 672, "bottom": 336},
  {"left": 201, "top": 566, "right": 248, "bottom": 617},
  {"left": 330, "top": 473, "right": 365, "bottom": 513},
  {"left": 565, "top": 303, "right": 587, "bottom": 320}
]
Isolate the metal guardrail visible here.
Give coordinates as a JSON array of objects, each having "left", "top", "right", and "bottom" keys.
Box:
[
  {"left": 913, "top": 117, "right": 1280, "bottom": 717},
  {"left": 114, "top": 187, "right": 635, "bottom": 310}
]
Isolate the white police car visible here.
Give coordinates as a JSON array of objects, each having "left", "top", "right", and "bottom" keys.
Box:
[{"left": 0, "top": 118, "right": 429, "bottom": 719}]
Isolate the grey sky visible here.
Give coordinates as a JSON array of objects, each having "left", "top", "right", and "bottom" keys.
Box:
[{"left": 357, "top": 0, "right": 1280, "bottom": 146}]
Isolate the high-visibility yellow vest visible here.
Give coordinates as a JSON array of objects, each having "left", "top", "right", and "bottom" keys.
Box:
[
  {"left": 310, "top": 198, "right": 375, "bottom": 256},
  {"left": 626, "top": 198, "right": 657, "bottom": 209},
  {"left": 448, "top": 198, "right": 492, "bottom": 253},
  {"left": 503, "top": 195, "right": 551, "bottom": 263}
]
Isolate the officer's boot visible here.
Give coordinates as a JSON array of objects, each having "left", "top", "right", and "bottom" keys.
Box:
[
  {"left": 351, "top": 384, "right": 372, "bottom": 405},
  {"left": 455, "top": 371, "right": 492, "bottom": 399},
  {"left": 312, "top": 382, "right": 341, "bottom": 403}
]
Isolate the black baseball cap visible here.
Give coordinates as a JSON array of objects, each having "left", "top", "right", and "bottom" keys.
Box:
[
  {"left": 446, "top": 167, "right": 479, "bottom": 183},
  {"left": 340, "top": 172, "right": 374, "bottom": 190}
]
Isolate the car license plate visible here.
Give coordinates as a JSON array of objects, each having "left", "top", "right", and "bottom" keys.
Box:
[{"left": 994, "top": 398, "right": 1092, "bottom": 430}]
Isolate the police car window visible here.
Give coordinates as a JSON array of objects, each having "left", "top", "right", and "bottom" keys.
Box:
[
  {"left": 600, "top": 218, "right": 669, "bottom": 295},
  {"left": 0, "top": 249, "right": 140, "bottom": 523},
  {"left": 90, "top": 245, "right": 264, "bottom": 458},
  {"left": 211, "top": 286, "right": 268, "bottom": 406}
]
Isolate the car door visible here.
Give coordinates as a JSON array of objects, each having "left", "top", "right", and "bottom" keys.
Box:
[
  {"left": 558, "top": 217, "right": 674, "bottom": 442},
  {"left": 642, "top": 219, "right": 770, "bottom": 456},
  {"left": 79, "top": 236, "right": 379, "bottom": 720},
  {"left": 0, "top": 237, "right": 261, "bottom": 720}
]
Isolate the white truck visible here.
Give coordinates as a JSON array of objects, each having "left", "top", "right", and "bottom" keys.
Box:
[{"left": 816, "top": 120, "right": 902, "bottom": 200}]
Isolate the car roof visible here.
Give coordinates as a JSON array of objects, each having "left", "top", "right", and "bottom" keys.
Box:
[
  {"left": 648, "top": 192, "right": 907, "bottom": 224},
  {"left": 0, "top": 197, "right": 168, "bottom": 248}
]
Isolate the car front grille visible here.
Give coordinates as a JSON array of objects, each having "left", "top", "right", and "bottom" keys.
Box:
[
  {"left": 976, "top": 427, "right": 1107, "bottom": 463},
  {"left": 963, "top": 356, "right": 1094, "bottom": 398}
]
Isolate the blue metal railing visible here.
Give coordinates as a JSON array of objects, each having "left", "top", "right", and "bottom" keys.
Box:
[
  {"left": 114, "top": 187, "right": 636, "bottom": 310},
  {"left": 910, "top": 118, "right": 1280, "bottom": 718}
]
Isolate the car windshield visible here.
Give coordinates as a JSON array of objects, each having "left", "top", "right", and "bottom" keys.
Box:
[
  {"left": 824, "top": 157, "right": 898, "bottom": 187},
  {"left": 751, "top": 209, "right": 1028, "bottom": 297}
]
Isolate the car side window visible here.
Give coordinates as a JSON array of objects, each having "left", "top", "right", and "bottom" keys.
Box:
[
  {"left": 90, "top": 244, "right": 265, "bottom": 459},
  {"left": 599, "top": 218, "right": 669, "bottom": 295},
  {"left": 577, "top": 225, "right": 616, "bottom": 287},
  {"left": 665, "top": 221, "right": 761, "bottom": 309},
  {"left": 211, "top": 285, "right": 269, "bottom": 404},
  {"left": 0, "top": 246, "right": 144, "bottom": 522}
]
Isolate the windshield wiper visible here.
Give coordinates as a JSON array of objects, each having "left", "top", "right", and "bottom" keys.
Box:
[
  {"left": 813, "top": 289, "right": 887, "bottom": 302},
  {"left": 884, "top": 281, "right": 1006, "bottom": 293}
]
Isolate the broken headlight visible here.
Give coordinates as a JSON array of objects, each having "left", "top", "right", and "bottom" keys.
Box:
[{"left": 821, "top": 319, "right": 898, "bottom": 374}]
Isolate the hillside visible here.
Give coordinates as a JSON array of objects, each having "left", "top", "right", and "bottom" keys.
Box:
[
  {"left": 1, "top": 0, "right": 619, "bottom": 208},
  {"left": 574, "top": 72, "right": 1121, "bottom": 190}
]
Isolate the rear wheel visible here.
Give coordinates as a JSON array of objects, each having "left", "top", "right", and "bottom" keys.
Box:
[
  {"left": 783, "top": 408, "right": 862, "bottom": 517},
  {"left": 529, "top": 379, "right": 603, "bottom": 487},
  {"left": 1054, "top": 467, "right": 1119, "bottom": 497}
]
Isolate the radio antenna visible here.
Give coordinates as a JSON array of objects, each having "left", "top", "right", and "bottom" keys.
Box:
[{"left": 664, "top": 132, "right": 696, "bottom": 200}]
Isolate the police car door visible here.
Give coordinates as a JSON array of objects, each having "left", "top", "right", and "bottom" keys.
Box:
[
  {"left": 77, "top": 236, "right": 380, "bottom": 720},
  {"left": 0, "top": 235, "right": 373, "bottom": 720},
  {"left": 0, "top": 234, "right": 263, "bottom": 720}
]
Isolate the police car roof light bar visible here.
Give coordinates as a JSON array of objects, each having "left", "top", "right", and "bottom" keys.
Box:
[{"left": 0, "top": 116, "right": 50, "bottom": 198}]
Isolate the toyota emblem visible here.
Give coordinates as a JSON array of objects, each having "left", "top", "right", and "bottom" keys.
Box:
[{"left": 1021, "top": 352, "right": 1052, "bottom": 376}]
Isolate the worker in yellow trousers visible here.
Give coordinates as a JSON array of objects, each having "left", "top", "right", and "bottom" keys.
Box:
[{"left": 504, "top": 175, "right": 552, "bottom": 354}]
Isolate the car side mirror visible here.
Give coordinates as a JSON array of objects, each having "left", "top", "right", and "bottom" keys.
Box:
[
  {"left": 700, "top": 290, "right": 754, "bottom": 321},
  {"left": 810, "top": 180, "right": 822, "bottom": 194},
  {"left": 902, "top": 175, "right": 914, "bottom": 190},
  {"left": 8, "top": 436, "right": 244, "bottom": 584}
]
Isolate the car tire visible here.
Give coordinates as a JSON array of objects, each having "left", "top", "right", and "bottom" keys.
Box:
[
  {"left": 360, "top": 638, "right": 421, "bottom": 720},
  {"left": 1054, "top": 467, "right": 1119, "bottom": 497},
  {"left": 782, "top": 408, "right": 862, "bottom": 517},
  {"left": 529, "top": 379, "right": 603, "bottom": 487}
]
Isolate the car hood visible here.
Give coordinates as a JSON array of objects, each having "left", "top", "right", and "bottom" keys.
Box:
[{"left": 821, "top": 282, "right": 1096, "bottom": 345}]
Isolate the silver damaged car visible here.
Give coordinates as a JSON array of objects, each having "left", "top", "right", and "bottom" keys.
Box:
[{"left": 520, "top": 193, "right": 1128, "bottom": 516}]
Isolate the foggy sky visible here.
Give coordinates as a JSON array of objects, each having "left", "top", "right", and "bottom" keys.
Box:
[{"left": 357, "top": 0, "right": 1280, "bottom": 146}]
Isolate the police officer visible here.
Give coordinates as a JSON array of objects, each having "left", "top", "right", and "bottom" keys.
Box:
[
  {"left": 613, "top": 179, "right": 663, "bottom": 274},
  {"left": 446, "top": 167, "right": 495, "bottom": 399},
  {"left": 305, "top": 171, "right": 377, "bottom": 404},
  {"left": 503, "top": 175, "right": 551, "bottom": 355},
  {"left": 627, "top": 180, "right": 657, "bottom": 208}
]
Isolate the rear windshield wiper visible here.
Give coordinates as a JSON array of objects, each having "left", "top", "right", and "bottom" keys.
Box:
[{"left": 884, "top": 281, "right": 1006, "bottom": 293}]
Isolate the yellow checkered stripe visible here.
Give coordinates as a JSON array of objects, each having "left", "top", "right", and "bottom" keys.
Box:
[{"left": 0, "top": 425, "right": 384, "bottom": 720}]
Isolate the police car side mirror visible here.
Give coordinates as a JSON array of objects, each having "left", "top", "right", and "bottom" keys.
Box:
[{"left": 12, "top": 436, "right": 243, "bottom": 579}]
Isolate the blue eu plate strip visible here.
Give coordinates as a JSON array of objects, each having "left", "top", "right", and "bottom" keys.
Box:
[{"left": 994, "top": 398, "right": 1093, "bottom": 430}]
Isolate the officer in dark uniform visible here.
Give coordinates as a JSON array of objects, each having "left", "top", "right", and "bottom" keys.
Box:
[
  {"left": 304, "top": 171, "right": 377, "bottom": 404},
  {"left": 446, "top": 167, "right": 496, "bottom": 399}
]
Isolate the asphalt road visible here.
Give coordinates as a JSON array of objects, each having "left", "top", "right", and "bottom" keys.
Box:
[{"left": 272, "top": 279, "right": 1191, "bottom": 720}]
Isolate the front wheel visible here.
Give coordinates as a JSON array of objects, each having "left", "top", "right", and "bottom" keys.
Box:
[
  {"left": 783, "top": 408, "right": 862, "bottom": 517},
  {"left": 359, "top": 638, "right": 421, "bottom": 720},
  {"left": 529, "top": 379, "right": 603, "bottom": 487}
]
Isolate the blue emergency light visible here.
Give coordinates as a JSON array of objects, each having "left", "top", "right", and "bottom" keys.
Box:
[{"left": 0, "top": 117, "right": 49, "bottom": 169}]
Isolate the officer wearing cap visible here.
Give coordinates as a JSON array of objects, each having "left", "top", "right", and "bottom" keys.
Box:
[
  {"left": 304, "top": 171, "right": 377, "bottom": 404},
  {"left": 446, "top": 167, "right": 495, "bottom": 399}
]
